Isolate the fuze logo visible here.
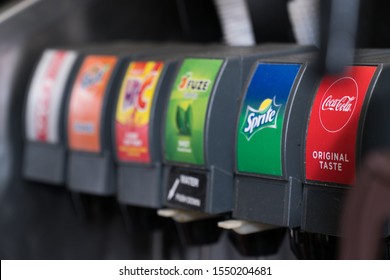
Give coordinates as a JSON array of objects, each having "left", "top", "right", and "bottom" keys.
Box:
[
  {"left": 319, "top": 77, "right": 358, "bottom": 133},
  {"left": 81, "top": 64, "right": 109, "bottom": 89},
  {"left": 178, "top": 72, "right": 210, "bottom": 92},
  {"left": 241, "top": 96, "right": 281, "bottom": 140}
]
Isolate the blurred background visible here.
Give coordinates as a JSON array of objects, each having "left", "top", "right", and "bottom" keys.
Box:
[{"left": 0, "top": 0, "right": 389, "bottom": 259}]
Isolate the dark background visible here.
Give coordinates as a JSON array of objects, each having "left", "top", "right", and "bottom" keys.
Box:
[{"left": 0, "top": 0, "right": 388, "bottom": 259}]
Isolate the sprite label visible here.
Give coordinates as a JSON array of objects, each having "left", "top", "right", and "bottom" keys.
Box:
[
  {"left": 164, "top": 58, "right": 223, "bottom": 165},
  {"left": 236, "top": 63, "right": 300, "bottom": 176}
]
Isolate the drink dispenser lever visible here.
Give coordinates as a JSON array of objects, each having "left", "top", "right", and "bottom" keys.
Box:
[{"left": 318, "top": 0, "right": 360, "bottom": 74}]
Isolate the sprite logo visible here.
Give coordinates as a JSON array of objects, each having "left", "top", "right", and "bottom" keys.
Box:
[{"left": 241, "top": 96, "right": 281, "bottom": 140}]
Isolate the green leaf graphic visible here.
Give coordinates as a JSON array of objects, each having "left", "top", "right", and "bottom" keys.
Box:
[
  {"left": 176, "top": 106, "right": 186, "bottom": 134},
  {"left": 185, "top": 105, "right": 193, "bottom": 136}
]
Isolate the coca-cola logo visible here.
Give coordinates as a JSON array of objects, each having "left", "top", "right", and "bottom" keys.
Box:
[{"left": 319, "top": 77, "right": 358, "bottom": 133}]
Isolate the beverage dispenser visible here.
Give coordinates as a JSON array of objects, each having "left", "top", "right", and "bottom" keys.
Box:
[
  {"left": 66, "top": 53, "right": 121, "bottom": 195},
  {"left": 23, "top": 49, "right": 80, "bottom": 184},
  {"left": 160, "top": 45, "right": 313, "bottom": 245},
  {"left": 298, "top": 51, "right": 390, "bottom": 259},
  {"left": 223, "top": 52, "right": 319, "bottom": 256}
]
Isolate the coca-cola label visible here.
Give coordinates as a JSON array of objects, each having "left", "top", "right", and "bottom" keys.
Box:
[
  {"left": 319, "top": 78, "right": 358, "bottom": 133},
  {"left": 306, "top": 66, "right": 377, "bottom": 185}
]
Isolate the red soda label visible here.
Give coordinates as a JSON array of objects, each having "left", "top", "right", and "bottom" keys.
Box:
[{"left": 305, "top": 66, "right": 377, "bottom": 185}]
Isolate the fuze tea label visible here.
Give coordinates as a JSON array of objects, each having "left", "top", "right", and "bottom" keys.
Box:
[
  {"left": 237, "top": 63, "right": 301, "bottom": 176},
  {"left": 115, "top": 61, "right": 164, "bottom": 163},
  {"left": 306, "top": 66, "right": 376, "bottom": 185},
  {"left": 164, "top": 58, "right": 223, "bottom": 165},
  {"left": 68, "top": 55, "right": 117, "bottom": 152}
]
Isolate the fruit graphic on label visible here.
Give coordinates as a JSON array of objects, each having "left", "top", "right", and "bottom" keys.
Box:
[{"left": 259, "top": 98, "right": 272, "bottom": 111}]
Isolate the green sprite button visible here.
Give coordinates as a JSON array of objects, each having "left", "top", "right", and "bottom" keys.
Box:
[{"left": 237, "top": 63, "right": 300, "bottom": 176}]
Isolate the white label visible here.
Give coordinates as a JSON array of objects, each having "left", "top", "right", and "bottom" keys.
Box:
[{"left": 25, "top": 49, "right": 77, "bottom": 143}]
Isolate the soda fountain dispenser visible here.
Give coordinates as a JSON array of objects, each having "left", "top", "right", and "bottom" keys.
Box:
[
  {"left": 222, "top": 52, "right": 319, "bottom": 257},
  {"left": 298, "top": 51, "right": 390, "bottom": 259},
  {"left": 161, "top": 45, "right": 313, "bottom": 246},
  {"left": 23, "top": 49, "right": 80, "bottom": 184}
]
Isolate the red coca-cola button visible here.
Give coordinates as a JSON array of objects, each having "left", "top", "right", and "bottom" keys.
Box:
[
  {"left": 306, "top": 66, "right": 377, "bottom": 185},
  {"left": 319, "top": 77, "right": 358, "bottom": 133}
]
